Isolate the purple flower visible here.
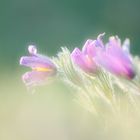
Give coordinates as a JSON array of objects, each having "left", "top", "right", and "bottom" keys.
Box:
[
  {"left": 71, "top": 33, "right": 135, "bottom": 79},
  {"left": 94, "top": 34, "right": 135, "bottom": 79},
  {"left": 71, "top": 40, "right": 97, "bottom": 73},
  {"left": 20, "top": 45, "right": 56, "bottom": 86}
]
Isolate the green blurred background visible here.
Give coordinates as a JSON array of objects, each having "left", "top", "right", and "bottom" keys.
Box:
[
  {"left": 0, "top": 0, "right": 140, "bottom": 139},
  {"left": 0, "top": 0, "right": 140, "bottom": 72}
]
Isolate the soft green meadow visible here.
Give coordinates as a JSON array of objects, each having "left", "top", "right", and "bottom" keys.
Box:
[{"left": 1, "top": 64, "right": 140, "bottom": 140}]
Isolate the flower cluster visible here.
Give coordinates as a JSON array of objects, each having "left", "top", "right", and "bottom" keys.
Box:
[
  {"left": 19, "top": 33, "right": 135, "bottom": 86},
  {"left": 71, "top": 33, "right": 135, "bottom": 79}
]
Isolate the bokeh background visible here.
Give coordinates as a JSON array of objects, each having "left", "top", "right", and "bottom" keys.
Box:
[{"left": 0, "top": 0, "right": 140, "bottom": 139}]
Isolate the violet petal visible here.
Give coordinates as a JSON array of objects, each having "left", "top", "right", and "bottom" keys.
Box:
[
  {"left": 71, "top": 48, "right": 96, "bottom": 73},
  {"left": 22, "top": 71, "right": 50, "bottom": 86},
  {"left": 20, "top": 56, "right": 55, "bottom": 69}
]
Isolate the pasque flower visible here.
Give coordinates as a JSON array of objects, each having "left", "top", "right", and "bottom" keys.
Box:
[
  {"left": 71, "top": 40, "right": 97, "bottom": 73},
  {"left": 20, "top": 45, "right": 56, "bottom": 86},
  {"left": 95, "top": 35, "right": 135, "bottom": 79},
  {"left": 70, "top": 34, "right": 107, "bottom": 73},
  {"left": 71, "top": 33, "right": 135, "bottom": 79}
]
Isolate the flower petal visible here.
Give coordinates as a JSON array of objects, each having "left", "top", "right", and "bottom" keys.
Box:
[
  {"left": 20, "top": 55, "right": 55, "bottom": 69},
  {"left": 96, "top": 33, "right": 105, "bottom": 48},
  {"left": 106, "top": 42, "right": 132, "bottom": 66},
  {"left": 71, "top": 48, "right": 96, "bottom": 73},
  {"left": 108, "top": 36, "right": 121, "bottom": 48},
  {"left": 22, "top": 71, "right": 51, "bottom": 86},
  {"left": 82, "top": 39, "right": 98, "bottom": 57},
  {"left": 71, "top": 48, "right": 86, "bottom": 68},
  {"left": 95, "top": 50, "right": 135, "bottom": 79},
  {"left": 122, "top": 38, "right": 130, "bottom": 54}
]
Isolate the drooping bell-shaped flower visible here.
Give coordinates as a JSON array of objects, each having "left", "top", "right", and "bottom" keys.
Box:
[{"left": 20, "top": 45, "right": 56, "bottom": 86}]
